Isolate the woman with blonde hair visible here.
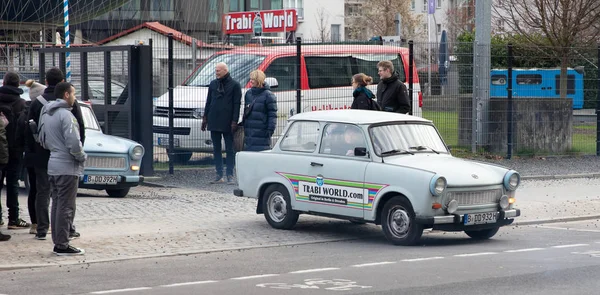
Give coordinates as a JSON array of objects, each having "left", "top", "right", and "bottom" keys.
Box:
[
  {"left": 240, "top": 70, "right": 277, "bottom": 151},
  {"left": 351, "top": 73, "right": 379, "bottom": 110}
]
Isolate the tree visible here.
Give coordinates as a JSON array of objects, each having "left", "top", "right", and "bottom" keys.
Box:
[
  {"left": 313, "top": 6, "right": 330, "bottom": 42},
  {"left": 493, "top": 0, "right": 600, "bottom": 98},
  {"left": 351, "top": 0, "right": 423, "bottom": 40}
]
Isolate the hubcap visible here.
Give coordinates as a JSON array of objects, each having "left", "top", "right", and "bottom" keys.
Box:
[
  {"left": 388, "top": 206, "right": 410, "bottom": 238},
  {"left": 267, "top": 192, "right": 287, "bottom": 222}
]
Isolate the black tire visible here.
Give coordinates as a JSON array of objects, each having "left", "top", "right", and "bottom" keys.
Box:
[
  {"left": 167, "top": 151, "right": 192, "bottom": 164},
  {"left": 262, "top": 184, "right": 299, "bottom": 230},
  {"left": 381, "top": 196, "right": 423, "bottom": 246},
  {"left": 106, "top": 188, "right": 131, "bottom": 198},
  {"left": 464, "top": 227, "right": 500, "bottom": 240}
]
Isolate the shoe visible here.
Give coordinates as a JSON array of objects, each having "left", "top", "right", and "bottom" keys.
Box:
[
  {"left": 226, "top": 175, "right": 236, "bottom": 185},
  {"left": 7, "top": 218, "right": 30, "bottom": 229},
  {"left": 210, "top": 176, "right": 225, "bottom": 184},
  {"left": 29, "top": 224, "right": 37, "bottom": 234},
  {"left": 0, "top": 220, "right": 4, "bottom": 226},
  {"left": 0, "top": 232, "right": 10, "bottom": 241},
  {"left": 69, "top": 232, "right": 80, "bottom": 240},
  {"left": 53, "top": 245, "right": 85, "bottom": 256},
  {"left": 35, "top": 233, "right": 46, "bottom": 240}
]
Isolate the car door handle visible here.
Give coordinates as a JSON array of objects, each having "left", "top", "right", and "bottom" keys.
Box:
[{"left": 310, "top": 162, "right": 323, "bottom": 167}]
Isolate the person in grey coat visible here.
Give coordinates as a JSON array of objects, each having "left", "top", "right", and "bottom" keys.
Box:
[{"left": 38, "top": 82, "right": 86, "bottom": 256}]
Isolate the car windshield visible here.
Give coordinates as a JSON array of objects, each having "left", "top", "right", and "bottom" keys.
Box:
[
  {"left": 185, "top": 53, "right": 267, "bottom": 87},
  {"left": 369, "top": 123, "right": 448, "bottom": 156},
  {"left": 79, "top": 105, "right": 101, "bottom": 131}
]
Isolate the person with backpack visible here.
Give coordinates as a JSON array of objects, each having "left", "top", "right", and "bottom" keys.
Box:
[
  {"left": 376, "top": 60, "right": 411, "bottom": 114},
  {"left": 0, "top": 72, "right": 29, "bottom": 230},
  {"left": 351, "top": 73, "right": 380, "bottom": 111}
]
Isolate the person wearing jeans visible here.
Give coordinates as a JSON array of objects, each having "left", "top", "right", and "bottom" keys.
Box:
[{"left": 201, "top": 62, "right": 241, "bottom": 185}]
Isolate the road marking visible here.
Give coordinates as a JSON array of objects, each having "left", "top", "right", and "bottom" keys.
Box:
[
  {"left": 401, "top": 257, "right": 444, "bottom": 262},
  {"left": 552, "top": 244, "right": 589, "bottom": 248},
  {"left": 90, "top": 287, "right": 152, "bottom": 294},
  {"left": 504, "top": 248, "right": 545, "bottom": 253},
  {"left": 161, "top": 281, "right": 218, "bottom": 287},
  {"left": 538, "top": 226, "right": 600, "bottom": 233},
  {"left": 352, "top": 261, "right": 396, "bottom": 267},
  {"left": 231, "top": 274, "right": 280, "bottom": 280},
  {"left": 289, "top": 267, "right": 340, "bottom": 274},
  {"left": 454, "top": 252, "right": 497, "bottom": 257}
]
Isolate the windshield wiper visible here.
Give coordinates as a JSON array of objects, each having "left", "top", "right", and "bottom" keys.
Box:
[
  {"left": 381, "top": 149, "right": 414, "bottom": 156},
  {"left": 409, "top": 145, "right": 440, "bottom": 154}
]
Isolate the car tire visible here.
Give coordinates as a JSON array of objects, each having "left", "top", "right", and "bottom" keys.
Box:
[
  {"left": 106, "top": 188, "right": 131, "bottom": 198},
  {"left": 262, "top": 184, "right": 299, "bottom": 230},
  {"left": 167, "top": 150, "right": 192, "bottom": 164},
  {"left": 464, "top": 227, "right": 500, "bottom": 240},
  {"left": 381, "top": 196, "right": 423, "bottom": 246}
]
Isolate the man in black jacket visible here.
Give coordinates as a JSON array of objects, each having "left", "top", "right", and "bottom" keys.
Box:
[
  {"left": 376, "top": 60, "right": 411, "bottom": 114},
  {"left": 0, "top": 72, "right": 29, "bottom": 230},
  {"left": 28, "top": 67, "right": 85, "bottom": 240},
  {"left": 201, "top": 62, "right": 242, "bottom": 184}
]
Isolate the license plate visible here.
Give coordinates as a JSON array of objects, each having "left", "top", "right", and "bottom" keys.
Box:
[
  {"left": 84, "top": 175, "right": 118, "bottom": 185},
  {"left": 158, "top": 137, "right": 180, "bottom": 147},
  {"left": 464, "top": 212, "right": 498, "bottom": 226}
]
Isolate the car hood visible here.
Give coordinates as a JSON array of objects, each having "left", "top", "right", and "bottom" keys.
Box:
[
  {"left": 384, "top": 154, "right": 509, "bottom": 187},
  {"left": 155, "top": 86, "right": 209, "bottom": 108},
  {"left": 84, "top": 130, "right": 138, "bottom": 154}
]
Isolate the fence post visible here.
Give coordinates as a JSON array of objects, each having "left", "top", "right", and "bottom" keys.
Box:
[
  {"left": 597, "top": 44, "right": 600, "bottom": 156},
  {"left": 192, "top": 38, "right": 197, "bottom": 71},
  {"left": 168, "top": 33, "right": 174, "bottom": 174},
  {"left": 296, "top": 37, "right": 302, "bottom": 114},
  {"left": 507, "top": 43, "right": 513, "bottom": 159},
  {"left": 408, "top": 40, "right": 414, "bottom": 116}
]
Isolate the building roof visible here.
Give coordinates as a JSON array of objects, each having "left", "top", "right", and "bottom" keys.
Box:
[
  {"left": 97, "top": 22, "right": 233, "bottom": 49},
  {"left": 289, "top": 110, "right": 430, "bottom": 125}
]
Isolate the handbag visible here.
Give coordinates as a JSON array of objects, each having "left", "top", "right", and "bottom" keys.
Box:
[{"left": 234, "top": 98, "right": 256, "bottom": 152}]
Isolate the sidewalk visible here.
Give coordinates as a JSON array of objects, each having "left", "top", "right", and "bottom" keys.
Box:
[{"left": 1, "top": 176, "right": 600, "bottom": 270}]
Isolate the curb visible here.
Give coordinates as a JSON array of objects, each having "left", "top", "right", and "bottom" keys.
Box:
[
  {"left": 522, "top": 173, "right": 600, "bottom": 180},
  {"left": 513, "top": 214, "right": 600, "bottom": 226}
]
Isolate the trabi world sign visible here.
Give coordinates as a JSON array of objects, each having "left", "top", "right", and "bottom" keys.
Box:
[{"left": 223, "top": 9, "right": 297, "bottom": 35}]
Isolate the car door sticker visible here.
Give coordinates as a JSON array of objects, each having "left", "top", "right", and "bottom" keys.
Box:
[{"left": 277, "top": 172, "right": 388, "bottom": 210}]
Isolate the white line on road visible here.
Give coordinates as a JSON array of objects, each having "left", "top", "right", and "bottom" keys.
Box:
[
  {"left": 352, "top": 261, "right": 396, "bottom": 267},
  {"left": 289, "top": 267, "right": 340, "bottom": 274},
  {"left": 504, "top": 248, "right": 545, "bottom": 253},
  {"left": 160, "top": 281, "right": 218, "bottom": 287},
  {"left": 454, "top": 252, "right": 497, "bottom": 257},
  {"left": 401, "top": 257, "right": 445, "bottom": 262},
  {"left": 90, "top": 287, "right": 152, "bottom": 294},
  {"left": 538, "top": 225, "right": 600, "bottom": 233},
  {"left": 231, "top": 274, "right": 280, "bottom": 280},
  {"left": 552, "top": 244, "right": 589, "bottom": 248}
]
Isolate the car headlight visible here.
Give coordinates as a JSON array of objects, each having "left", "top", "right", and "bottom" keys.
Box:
[
  {"left": 130, "top": 145, "right": 144, "bottom": 160},
  {"left": 192, "top": 108, "right": 204, "bottom": 119},
  {"left": 429, "top": 175, "right": 447, "bottom": 196},
  {"left": 503, "top": 170, "right": 520, "bottom": 191}
]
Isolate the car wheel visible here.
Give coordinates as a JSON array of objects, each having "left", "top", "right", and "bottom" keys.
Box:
[
  {"left": 262, "top": 184, "right": 299, "bottom": 230},
  {"left": 106, "top": 188, "right": 131, "bottom": 198},
  {"left": 464, "top": 227, "right": 500, "bottom": 240},
  {"left": 167, "top": 150, "right": 192, "bottom": 164},
  {"left": 381, "top": 196, "right": 423, "bottom": 246}
]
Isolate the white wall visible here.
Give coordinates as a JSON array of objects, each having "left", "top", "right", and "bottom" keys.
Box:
[{"left": 295, "top": 0, "right": 345, "bottom": 42}]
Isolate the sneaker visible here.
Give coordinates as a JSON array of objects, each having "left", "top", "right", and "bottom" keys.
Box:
[
  {"left": 53, "top": 245, "right": 85, "bottom": 256},
  {"left": 69, "top": 232, "right": 81, "bottom": 240},
  {"left": 226, "top": 175, "right": 236, "bottom": 185},
  {"left": 210, "top": 176, "right": 225, "bottom": 184},
  {"left": 0, "top": 232, "right": 10, "bottom": 241},
  {"left": 0, "top": 220, "right": 4, "bottom": 226},
  {"left": 29, "top": 224, "right": 37, "bottom": 234},
  {"left": 7, "top": 218, "right": 30, "bottom": 229},
  {"left": 35, "top": 233, "right": 46, "bottom": 240}
]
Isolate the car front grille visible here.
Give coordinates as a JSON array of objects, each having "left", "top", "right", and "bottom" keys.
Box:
[
  {"left": 85, "top": 156, "right": 127, "bottom": 169},
  {"left": 445, "top": 189, "right": 502, "bottom": 207},
  {"left": 154, "top": 107, "right": 196, "bottom": 118},
  {"left": 152, "top": 126, "right": 191, "bottom": 135}
]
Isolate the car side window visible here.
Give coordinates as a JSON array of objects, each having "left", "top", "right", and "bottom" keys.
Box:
[
  {"left": 305, "top": 56, "right": 353, "bottom": 89},
  {"left": 264, "top": 57, "right": 296, "bottom": 92},
  {"left": 279, "top": 121, "right": 321, "bottom": 153},
  {"left": 319, "top": 124, "right": 367, "bottom": 157}
]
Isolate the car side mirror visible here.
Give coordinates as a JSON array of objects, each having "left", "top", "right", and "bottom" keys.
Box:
[
  {"left": 354, "top": 147, "right": 368, "bottom": 157},
  {"left": 265, "top": 77, "right": 279, "bottom": 89}
]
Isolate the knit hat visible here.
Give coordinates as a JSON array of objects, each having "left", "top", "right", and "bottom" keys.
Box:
[{"left": 25, "top": 79, "right": 46, "bottom": 100}]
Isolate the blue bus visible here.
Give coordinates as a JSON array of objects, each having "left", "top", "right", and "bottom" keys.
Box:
[{"left": 489, "top": 68, "right": 584, "bottom": 109}]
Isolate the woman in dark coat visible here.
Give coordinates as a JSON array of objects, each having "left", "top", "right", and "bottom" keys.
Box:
[
  {"left": 350, "top": 73, "right": 377, "bottom": 110},
  {"left": 242, "top": 70, "right": 277, "bottom": 151}
]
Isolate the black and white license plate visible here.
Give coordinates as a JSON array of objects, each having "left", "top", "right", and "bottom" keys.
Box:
[
  {"left": 158, "top": 137, "right": 180, "bottom": 147},
  {"left": 84, "top": 175, "right": 118, "bottom": 185},
  {"left": 463, "top": 212, "right": 498, "bottom": 226}
]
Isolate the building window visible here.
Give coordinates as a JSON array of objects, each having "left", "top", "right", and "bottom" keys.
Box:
[
  {"left": 437, "top": 0, "right": 442, "bottom": 8},
  {"left": 331, "top": 24, "right": 341, "bottom": 42},
  {"left": 284, "top": 0, "right": 304, "bottom": 19},
  {"left": 411, "top": 0, "right": 415, "bottom": 10},
  {"left": 230, "top": 0, "right": 244, "bottom": 11},
  {"left": 271, "top": 0, "right": 283, "bottom": 9},
  {"left": 437, "top": 24, "right": 441, "bottom": 34},
  {"left": 250, "top": 0, "right": 260, "bottom": 10},
  {"left": 423, "top": 0, "right": 427, "bottom": 12},
  {"left": 209, "top": 0, "right": 218, "bottom": 23}
]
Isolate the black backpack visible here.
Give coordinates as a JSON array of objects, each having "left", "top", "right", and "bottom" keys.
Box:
[{"left": 0, "top": 99, "right": 25, "bottom": 152}]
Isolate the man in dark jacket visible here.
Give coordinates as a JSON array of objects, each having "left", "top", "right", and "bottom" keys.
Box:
[
  {"left": 28, "top": 67, "right": 84, "bottom": 240},
  {"left": 201, "top": 62, "right": 242, "bottom": 184},
  {"left": 376, "top": 60, "right": 411, "bottom": 114},
  {"left": 0, "top": 72, "right": 29, "bottom": 230}
]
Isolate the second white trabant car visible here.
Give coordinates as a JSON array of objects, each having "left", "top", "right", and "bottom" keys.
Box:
[{"left": 234, "top": 110, "right": 521, "bottom": 246}]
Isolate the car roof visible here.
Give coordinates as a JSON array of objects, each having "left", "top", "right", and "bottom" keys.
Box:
[
  {"left": 218, "top": 44, "right": 409, "bottom": 56},
  {"left": 288, "top": 110, "right": 431, "bottom": 125}
]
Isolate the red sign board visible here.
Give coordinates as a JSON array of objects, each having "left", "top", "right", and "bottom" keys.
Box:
[{"left": 223, "top": 9, "right": 297, "bottom": 35}]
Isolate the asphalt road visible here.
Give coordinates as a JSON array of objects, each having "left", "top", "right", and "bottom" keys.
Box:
[{"left": 2, "top": 219, "right": 600, "bottom": 295}]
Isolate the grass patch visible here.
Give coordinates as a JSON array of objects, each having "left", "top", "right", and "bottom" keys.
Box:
[{"left": 422, "top": 111, "right": 459, "bottom": 147}]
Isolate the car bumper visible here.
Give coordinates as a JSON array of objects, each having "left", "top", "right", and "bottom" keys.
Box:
[
  {"left": 79, "top": 175, "right": 144, "bottom": 190},
  {"left": 416, "top": 209, "right": 521, "bottom": 231},
  {"left": 153, "top": 116, "right": 226, "bottom": 152}
]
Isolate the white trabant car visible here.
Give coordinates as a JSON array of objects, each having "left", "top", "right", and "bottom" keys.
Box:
[{"left": 234, "top": 110, "right": 521, "bottom": 246}]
